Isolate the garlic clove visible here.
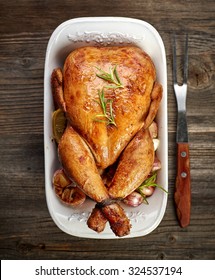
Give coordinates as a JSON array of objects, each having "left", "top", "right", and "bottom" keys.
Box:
[
  {"left": 153, "top": 138, "right": 160, "bottom": 151},
  {"left": 123, "top": 191, "right": 143, "bottom": 207}
]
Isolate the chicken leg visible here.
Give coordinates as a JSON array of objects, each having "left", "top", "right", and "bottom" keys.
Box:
[
  {"left": 108, "top": 128, "right": 154, "bottom": 199},
  {"left": 58, "top": 126, "right": 131, "bottom": 236},
  {"left": 87, "top": 128, "right": 154, "bottom": 234}
]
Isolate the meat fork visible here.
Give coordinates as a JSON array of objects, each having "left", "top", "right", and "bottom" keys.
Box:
[{"left": 173, "top": 34, "right": 191, "bottom": 228}]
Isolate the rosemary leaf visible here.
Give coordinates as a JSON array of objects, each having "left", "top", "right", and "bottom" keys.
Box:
[
  {"left": 113, "top": 65, "right": 122, "bottom": 85},
  {"left": 98, "top": 89, "right": 107, "bottom": 115}
]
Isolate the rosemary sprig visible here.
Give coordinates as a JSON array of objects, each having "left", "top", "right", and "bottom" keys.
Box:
[
  {"left": 94, "top": 89, "right": 116, "bottom": 126},
  {"left": 94, "top": 65, "right": 123, "bottom": 126},
  {"left": 137, "top": 172, "right": 168, "bottom": 204},
  {"left": 95, "top": 65, "right": 123, "bottom": 89}
]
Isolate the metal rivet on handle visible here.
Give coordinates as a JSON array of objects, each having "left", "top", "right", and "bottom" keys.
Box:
[
  {"left": 181, "top": 172, "right": 187, "bottom": 178},
  {"left": 181, "top": 151, "right": 187, "bottom": 157}
]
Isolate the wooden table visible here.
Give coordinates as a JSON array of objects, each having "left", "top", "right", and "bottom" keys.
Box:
[{"left": 0, "top": 0, "right": 214, "bottom": 260}]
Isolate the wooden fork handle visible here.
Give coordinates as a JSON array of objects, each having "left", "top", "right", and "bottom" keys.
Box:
[{"left": 174, "top": 142, "right": 191, "bottom": 227}]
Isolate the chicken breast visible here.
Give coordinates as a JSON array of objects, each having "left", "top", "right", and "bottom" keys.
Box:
[{"left": 63, "top": 46, "right": 159, "bottom": 169}]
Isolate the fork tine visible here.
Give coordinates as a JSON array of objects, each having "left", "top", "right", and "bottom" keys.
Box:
[
  {"left": 172, "top": 34, "right": 177, "bottom": 85},
  {"left": 183, "top": 34, "right": 189, "bottom": 84},
  {"left": 173, "top": 34, "right": 189, "bottom": 85}
]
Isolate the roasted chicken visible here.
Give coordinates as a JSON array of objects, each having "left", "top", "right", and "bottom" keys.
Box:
[{"left": 51, "top": 46, "right": 162, "bottom": 237}]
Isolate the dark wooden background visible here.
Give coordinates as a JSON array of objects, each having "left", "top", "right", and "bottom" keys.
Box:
[{"left": 0, "top": 0, "right": 214, "bottom": 260}]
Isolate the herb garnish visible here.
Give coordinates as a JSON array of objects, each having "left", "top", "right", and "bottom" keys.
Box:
[
  {"left": 94, "top": 65, "right": 123, "bottom": 126},
  {"left": 137, "top": 172, "right": 168, "bottom": 204},
  {"left": 94, "top": 88, "right": 116, "bottom": 126},
  {"left": 95, "top": 65, "right": 123, "bottom": 89}
]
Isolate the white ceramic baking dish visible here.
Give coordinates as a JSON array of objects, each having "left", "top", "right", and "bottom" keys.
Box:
[{"left": 44, "top": 17, "right": 168, "bottom": 239}]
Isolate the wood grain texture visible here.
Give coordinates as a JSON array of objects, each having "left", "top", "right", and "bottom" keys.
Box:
[{"left": 0, "top": 0, "right": 215, "bottom": 260}]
